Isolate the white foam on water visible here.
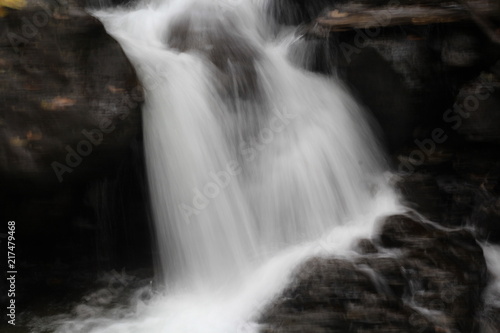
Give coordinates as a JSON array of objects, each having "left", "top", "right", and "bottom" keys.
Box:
[
  {"left": 47, "top": 188, "right": 400, "bottom": 333},
  {"left": 482, "top": 244, "right": 500, "bottom": 307},
  {"left": 37, "top": 0, "right": 404, "bottom": 331}
]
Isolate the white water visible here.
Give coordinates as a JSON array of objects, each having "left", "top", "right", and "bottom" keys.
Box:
[
  {"left": 480, "top": 244, "right": 500, "bottom": 333},
  {"left": 44, "top": 0, "right": 402, "bottom": 331},
  {"left": 482, "top": 244, "right": 500, "bottom": 308}
]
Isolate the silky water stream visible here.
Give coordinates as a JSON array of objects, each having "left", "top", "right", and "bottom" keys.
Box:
[{"left": 31, "top": 1, "right": 404, "bottom": 332}]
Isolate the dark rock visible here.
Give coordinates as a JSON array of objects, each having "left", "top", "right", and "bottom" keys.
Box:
[
  {"left": 267, "top": 0, "right": 342, "bottom": 26},
  {"left": 395, "top": 141, "right": 500, "bottom": 243},
  {"left": 166, "top": 4, "right": 261, "bottom": 103},
  {"left": 378, "top": 214, "right": 430, "bottom": 248},
  {"left": 396, "top": 172, "right": 447, "bottom": 222},
  {"left": 343, "top": 46, "right": 420, "bottom": 153},
  {"left": 0, "top": 0, "right": 142, "bottom": 182},
  {"left": 480, "top": 306, "right": 500, "bottom": 333},
  {"left": 355, "top": 238, "right": 379, "bottom": 254},
  {"left": 441, "top": 29, "right": 482, "bottom": 67},
  {"left": 0, "top": 0, "right": 151, "bottom": 320},
  {"left": 364, "top": 257, "right": 406, "bottom": 298},
  {"left": 454, "top": 73, "right": 500, "bottom": 144},
  {"left": 260, "top": 214, "right": 488, "bottom": 333}
]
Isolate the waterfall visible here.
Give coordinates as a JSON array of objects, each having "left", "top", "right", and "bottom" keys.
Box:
[{"left": 44, "top": 0, "right": 401, "bottom": 331}]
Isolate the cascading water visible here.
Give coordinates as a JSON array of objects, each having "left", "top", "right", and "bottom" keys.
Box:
[{"left": 40, "top": 0, "right": 402, "bottom": 332}]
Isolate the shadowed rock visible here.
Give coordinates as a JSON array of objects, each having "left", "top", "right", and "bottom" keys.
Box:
[{"left": 259, "top": 214, "right": 488, "bottom": 333}]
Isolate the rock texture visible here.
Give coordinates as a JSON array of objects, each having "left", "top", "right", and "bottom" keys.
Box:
[
  {"left": 396, "top": 142, "right": 500, "bottom": 244},
  {"left": 0, "top": 0, "right": 141, "bottom": 181},
  {"left": 262, "top": 1, "right": 500, "bottom": 331},
  {"left": 1, "top": 0, "right": 500, "bottom": 331},
  {"left": 259, "top": 214, "right": 488, "bottom": 333},
  {"left": 0, "top": 0, "right": 152, "bottom": 320}
]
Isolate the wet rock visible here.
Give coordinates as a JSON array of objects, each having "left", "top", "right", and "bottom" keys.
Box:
[
  {"left": 357, "top": 256, "right": 406, "bottom": 298},
  {"left": 396, "top": 141, "right": 500, "bottom": 243},
  {"left": 354, "top": 238, "right": 378, "bottom": 254},
  {"left": 378, "top": 214, "right": 430, "bottom": 248},
  {"left": 166, "top": 3, "right": 261, "bottom": 103},
  {"left": 396, "top": 172, "right": 447, "bottom": 222},
  {"left": 480, "top": 306, "right": 500, "bottom": 333},
  {"left": 260, "top": 214, "right": 488, "bottom": 333}
]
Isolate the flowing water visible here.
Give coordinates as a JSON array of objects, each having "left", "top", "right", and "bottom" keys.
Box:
[
  {"left": 481, "top": 243, "right": 500, "bottom": 332},
  {"left": 36, "top": 0, "right": 404, "bottom": 331}
]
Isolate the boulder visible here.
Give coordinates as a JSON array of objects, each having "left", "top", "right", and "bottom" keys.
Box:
[
  {"left": 0, "top": 0, "right": 151, "bottom": 312},
  {"left": 259, "top": 214, "right": 488, "bottom": 333},
  {"left": 0, "top": 0, "right": 142, "bottom": 183}
]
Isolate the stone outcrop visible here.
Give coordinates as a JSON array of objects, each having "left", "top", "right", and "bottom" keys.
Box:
[
  {"left": 0, "top": 0, "right": 141, "bottom": 182},
  {"left": 260, "top": 214, "right": 488, "bottom": 333},
  {"left": 0, "top": 0, "right": 151, "bottom": 315}
]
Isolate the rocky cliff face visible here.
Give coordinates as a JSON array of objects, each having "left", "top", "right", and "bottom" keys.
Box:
[
  {"left": 0, "top": 0, "right": 141, "bottom": 180},
  {"left": 0, "top": 0, "right": 152, "bottom": 315}
]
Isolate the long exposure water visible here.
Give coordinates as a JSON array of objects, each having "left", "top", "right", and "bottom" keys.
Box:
[{"left": 36, "top": 0, "right": 403, "bottom": 331}]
